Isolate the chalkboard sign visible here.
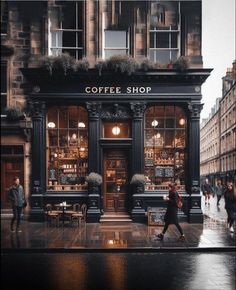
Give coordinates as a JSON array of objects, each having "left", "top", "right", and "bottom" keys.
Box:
[
  {"left": 165, "top": 167, "right": 174, "bottom": 177},
  {"left": 155, "top": 167, "right": 165, "bottom": 177},
  {"left": 145, "top": 159, "right": 154, "bottom": 167},
  {"left": 148, "top": 207, "right": 165, "bottom": 226}
]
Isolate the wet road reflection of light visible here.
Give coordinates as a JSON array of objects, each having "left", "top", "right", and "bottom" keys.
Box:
[{"left": 2, "top": 253, "right": 235, "bottom": 290}]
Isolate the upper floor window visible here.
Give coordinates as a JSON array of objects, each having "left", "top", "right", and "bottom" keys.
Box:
[
  {"left": 1, "top": 62, "right": 7, "bottom": 115},
  {"left": 48, "top": 1, "right": 84, "bottom": 60},
  {"left": 149, "top": 1, "right": 180, "bottom": 64},
  {"left": 1, "top": 1, "right": 8, "bottom": 35},
  {"left": 104, "top": 30, "right": 129, "bottom": 59}
]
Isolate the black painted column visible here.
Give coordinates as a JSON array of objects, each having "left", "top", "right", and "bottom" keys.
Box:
[
  {"left": 187, "top": 102, "right": 204, "bottom": 223},
  {"left": 29, "top": 101, "right": 46, "bottom": 221},
  {"left": 86, "top": 102, "right": 101, "bottom": 222},
  {"left": 130, "top": 102, "right": 146, "bottom": 222}
]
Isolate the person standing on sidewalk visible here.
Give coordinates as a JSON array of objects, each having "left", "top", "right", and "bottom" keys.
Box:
[
  {"left": 8, "top": 176, "right": 26, "bottom": 233},
  {"left": 156, "top": 183, "right": 185, "bottom": 241},
  {"left": 224, "top": 183, "right": 236, "bottom": 233},
  {"left": 201, "top": 178, "right": 214, "bottom": 205},
  {"left": 215, "top": 179, "right": 224, "bottom": 206}
]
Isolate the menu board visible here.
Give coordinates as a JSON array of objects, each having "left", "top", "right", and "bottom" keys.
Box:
[
  {"left": 155, "top": 167, "right": 165, "bottom": 177},
  {"left": 164, "top": 167, "right": 174, "bottom": 177},
  {"left": 145, "top": 159, "right": 154, "bottom": 167}
]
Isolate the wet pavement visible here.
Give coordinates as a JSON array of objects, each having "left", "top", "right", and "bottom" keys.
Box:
[
  {"left": 1, "top": 195, "right": 236, "bottom": 290},
  {"left": 1, "top": 195, "right": 235, "bottom": 250}
]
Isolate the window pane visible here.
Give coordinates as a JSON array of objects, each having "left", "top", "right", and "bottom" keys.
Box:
[
  {"left": 156, "top": 32, "right": 169, "bottom": 48},
  {"left": 48, "top": 130, "right": 58, "bottom": 147},
  {"left": 103, "top": 122, "right": 131, "bottom": 138},
  {"left": 105, "top": 31, "right": 127, "bottom": 48},
  {"left": 61, "top": 2, "right": 76, "bottom": 29},
  {"left": 155, "top": 50, "right": 171, "bottom": 64},
  {"left": 144, "top": 105, "right": 186, "bottom": 191},
  {"left": 59, "top": 108, "right": 68, "bottom": 128},
  {"left": 1, "top": 64, "right": 7, "bottom": 93},
  {"left": 105, "top": 49, "right": 127, "bottom": 58},
  {"left": 171, "top": 33, "right": 178, "bottom": 48},
  {"left": 165, "top": 130, "right": 175, "bottom": 147},
  {"left": 62, "top": 31, "right": 76, "bottom": 48}
]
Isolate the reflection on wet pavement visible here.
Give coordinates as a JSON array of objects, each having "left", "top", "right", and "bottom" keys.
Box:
[
  {"left": 1, "top": 252, "right": 235, "bottom": 290},
  {"left": 1, "top": 216, "right": 235, "bottom": 249}
]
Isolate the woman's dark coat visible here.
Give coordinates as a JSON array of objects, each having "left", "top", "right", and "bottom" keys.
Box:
[{"left": 164, "top": 190, "right": 179, "bottom": 224}]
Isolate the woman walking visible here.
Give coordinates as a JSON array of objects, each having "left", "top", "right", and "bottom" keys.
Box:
[
  {"left": 201, "top": 178, "right": 214, "bottom": 205},
  {"left": 215, "top": 179, "right": 224, "bottom": 206},
  {"left": 156, "top": 183, "right": 185, "bottom": 241},
  {"left": 224, "top": 183, "right": 236, "bottom": 233}
]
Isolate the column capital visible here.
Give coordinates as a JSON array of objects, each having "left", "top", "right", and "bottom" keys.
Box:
[
  {"left": 29, "top": 100, "right": 46, "bottom": 118},
  {"left": 187, "top": 102, "right": 204, "bottom": 119},
  {"left": 86, "top": 102, "right": 102, "bottom": 119},
  {"left": 130, "top": 102, "right": 146, "bottom": 118}
]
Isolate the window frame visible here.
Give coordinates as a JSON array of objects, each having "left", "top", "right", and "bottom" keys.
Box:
[{"left": 48, "top": 1, "right": 84, "bottom": 60}]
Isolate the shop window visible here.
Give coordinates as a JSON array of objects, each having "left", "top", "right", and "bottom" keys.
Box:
[
  {"left": 1, "top": 62, "right": 7, "bottom": 115},
  {"left": 149, "top": 1, "right": 180, "bottom": 63},
  {"left": 104, "top": 30, "right": 129, "bottom": 59},
  {"left": 46, "top": 106, "right": 88, "bottom": 191},
  {"left": 144, "top": 105, "right": 186, "bottom": 191},
  {"left": 103, "top": 122, "right": 131, "bottom": 138},
  {"left": 48, "top": 1, "right": 84, "bottom": 60}
]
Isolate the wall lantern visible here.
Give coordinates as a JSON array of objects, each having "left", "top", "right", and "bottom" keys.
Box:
[
  {"left": 112, "top": 125, "right": 121, "bottom": 136},
  {"left": 151, "top": 120, "right": 158, "bottom": 127},
  {"left": 78, "top": 122, "right": 86, "bottom": 128},
  {"left": 179, "top": 118, "right": 185, "bottom": 126},
  {"left": 48, "top": 122, "right": 56, "bottom": 128}
]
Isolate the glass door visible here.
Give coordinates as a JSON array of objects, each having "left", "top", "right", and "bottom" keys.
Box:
[{"left": 103, "top": 149, "right": 128, "bottom": 212}]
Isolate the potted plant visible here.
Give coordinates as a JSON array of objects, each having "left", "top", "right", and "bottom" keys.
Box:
[
  {"left": 130, "top": 174, "right": 146, "bottom": 194},
  {"left": 86, "top": 172, "right": 103, "bottom": 194},
  {"left": 173, "top": 56, "right": 190, "bottom": 71},
  {"left": 5, "top": 106, "right": 26, "bottom": 121}
]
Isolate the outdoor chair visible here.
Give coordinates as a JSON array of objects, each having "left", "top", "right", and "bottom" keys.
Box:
[
  {"left": 45, "top": 203, "right": 60, "bottom": 227},
  {"left": 71, "top": 203, "right": 87, "bottom": 226}
]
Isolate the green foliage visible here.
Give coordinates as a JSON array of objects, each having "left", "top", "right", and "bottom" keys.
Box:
[
  {"left": 173, "top": 56, "right": 190, "bottom": 71},
  {"left": 105, "top": 55, "right": 139, "bottom": 75},
  {"left": 5, "top": 106, "right": 25, "bottom": 121}
]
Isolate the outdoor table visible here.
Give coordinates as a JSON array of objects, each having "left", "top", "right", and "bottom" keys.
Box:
[{"left": 54, "top": 203, "right": 72, "bottom": 226}]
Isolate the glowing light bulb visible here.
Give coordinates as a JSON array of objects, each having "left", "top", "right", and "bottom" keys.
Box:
[
  {"left": 48, "top": 122, "right": 56, "bottom": 128},
  {"left": 112, "top": 126, "right": 120, "bottom": 135},
  {"left": 151, "top": 120, "right": 158, "bottom": 127},
  {"left": 179, "top": 118, "right": 185, "bottom": 126},
  {"left": 78, "top": 122, "right": 86, "bottom": 128}
]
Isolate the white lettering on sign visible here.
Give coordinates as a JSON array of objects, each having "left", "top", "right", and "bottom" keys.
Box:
[{"left": 85, "top": 86, "right": 152, "bottom": 94}]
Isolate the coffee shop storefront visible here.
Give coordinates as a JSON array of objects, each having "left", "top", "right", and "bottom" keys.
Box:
[{"left": 22, "top": 68, "right": 211, "bottom": 223}]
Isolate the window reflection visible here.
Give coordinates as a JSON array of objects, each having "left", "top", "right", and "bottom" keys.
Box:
[
  {"left": 144, "top": 106, "right": 186, "bottom": 191},
  {"left": 47, "top": 106, "right": 88, "bottom": 191}
]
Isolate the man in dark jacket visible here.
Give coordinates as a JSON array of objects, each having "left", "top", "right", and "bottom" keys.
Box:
[
  {"left": 201, "top": 178, "right": 214, "bottom": 206},
  {"left": 8, "top": 176, "right": 26, "bottom": 233}
]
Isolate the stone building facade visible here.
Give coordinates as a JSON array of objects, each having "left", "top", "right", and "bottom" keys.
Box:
[
  {"left": 200, "top": 61, "right": 236, "bottom": 186},
  {"left": 1, "top": 0, "right": 211, "bottom": 223}
]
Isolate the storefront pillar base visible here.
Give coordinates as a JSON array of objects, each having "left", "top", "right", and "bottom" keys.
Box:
[
  {"left": 87, "top": 194, "right": 101, "bottom": 222},
  {"left": 29, "top": 194, "right": 45, "bottom": 222},
  {"left": 188, "top": 208, "right": 203, "bottom": 223},
  {"left": 131, "top": 208, "right": 146, "bottom": 223}
]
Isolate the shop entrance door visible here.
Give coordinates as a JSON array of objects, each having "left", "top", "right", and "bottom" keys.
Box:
[{"left": 103, "top": 149, "right": 129, "bottom": 212}]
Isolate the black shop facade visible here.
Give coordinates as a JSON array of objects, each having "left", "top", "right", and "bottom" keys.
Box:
[{"left": 22, "top": 68, "right": 211, "bottom": 223}]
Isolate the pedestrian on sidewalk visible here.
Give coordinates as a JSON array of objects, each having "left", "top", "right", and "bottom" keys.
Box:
[
  {"left": 224, "top": 182, "right": 236, "bottom": 233},
  {"left": 8, "top": 176, "right": 27, "bottom": 233},
  {"left": 215, "top": 179, "right": 224, "bottom": 207},
  {"left": 201, "top": 178, "right": 214, "bottom": 206},
  {"left": 156, "top": 183, "right": 185, "bottom": 241}
]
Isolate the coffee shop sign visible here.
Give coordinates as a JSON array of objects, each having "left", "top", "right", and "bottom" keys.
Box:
[{"left": 85, "top": 86, "right": 152, "bottom": 94}]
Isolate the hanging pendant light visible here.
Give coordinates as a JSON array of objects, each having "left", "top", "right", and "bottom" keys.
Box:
[
  {"left": 112, "top": 125, "right": 121, "bottom": 136},
  {"left": 151, "top": 120, "right": 158, "bottom": 127}
]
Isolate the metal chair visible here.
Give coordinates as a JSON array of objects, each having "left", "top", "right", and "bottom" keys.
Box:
[
  {"left": 71, "top": 203, "right": 87, "bottom": 226},
  {"left": 45, "top": 204, "right": 60, "bottom": 227}
]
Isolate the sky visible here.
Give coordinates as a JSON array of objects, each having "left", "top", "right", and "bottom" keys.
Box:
[{"left": 201, "top": 0, "right": 236, "bottom": 120}]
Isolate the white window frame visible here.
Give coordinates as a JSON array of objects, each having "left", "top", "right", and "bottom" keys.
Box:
[{"left": 48, "top": 1, "right": 83, "bottom": 60}]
